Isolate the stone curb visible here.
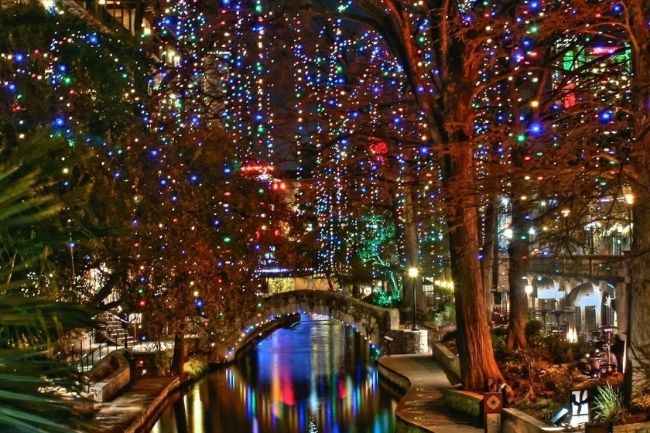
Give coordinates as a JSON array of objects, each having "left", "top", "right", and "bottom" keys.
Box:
[
  {"left": 378, "top": 357, "right": 483, "bottom": 433},
  {"left": 430, "top": 341, "right": 461, "bottom": 382},
  {"left": 123, "top": 376, "right": 182, "bottom": 433},
  {"left": 377, "top": 361, "right": 436, "bottom": 433}
]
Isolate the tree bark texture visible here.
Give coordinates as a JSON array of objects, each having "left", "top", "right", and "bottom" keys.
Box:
[
  {"left": 506, "top": 198, "right": 529, "bottom": 350},
  {"left": 627, "top": 187, "right": 650, "bottom": 397},
  {"left": 170, "top": 330, "right": 187, "bottom": 376},
  {"left": 446, "top": 145, "right": 504, "bottom": 390},
  {"left": 401, "top": 182, "right": 426, "bottom": 312},
  {"left": 481, "top": 197, "right": 499, "bottom": 316},
  {"left": 626, "top": 0, "right": 650, "bottom": 399}
]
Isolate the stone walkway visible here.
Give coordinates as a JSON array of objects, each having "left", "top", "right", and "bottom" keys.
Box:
[
  {"left": 379, "top": 354, "right": 483, "bottom": 433},
  {"left": 80, "top": 377, "right": 177, "bottom": 433}
]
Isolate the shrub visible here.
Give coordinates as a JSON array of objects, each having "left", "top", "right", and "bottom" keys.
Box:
[
  {"left": 539, "top": 336, "right": 592, "bottom": 364},
  {"left": 592, "top": 385, "right": 624, "bottom": 425},
  {"left": 492, "top": 333, "right": 507, "bottom": 359},
  {"left": 183, "top": 356, "right": 208, "bottom": 379},
  {"left": 152, "top": 350, "right": 172, "bottom": 376},
  {"left": 525, "top": 320, "right": 544, "bottom": 343},
  {"left": 440, "top": 330, "right": 457, "bottom": 343},
  {"left": 630, "top": 394, "right": 650, "bottom": 413}
]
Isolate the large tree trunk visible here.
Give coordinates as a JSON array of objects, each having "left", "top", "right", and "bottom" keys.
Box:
[
  {"left": 626, "top": 0, "right": 650, "bottom": 399},
  {"left": 401, "top": 181, "right": 426, "bottom": 313},
  {"left": 446, "top": 145, "right": 504, "bottom": 390},
  {"left": 170, "top": 328, "right": 187, "bottom": 377},
  {"left": 481, "top": 197, "right": 499, "bottom": 316},
  {"left": 628, "top": 194, "right": 650, "bottom": 397},
  {"left": 506, "top": 198, "right": 529, "bottom": 350}
]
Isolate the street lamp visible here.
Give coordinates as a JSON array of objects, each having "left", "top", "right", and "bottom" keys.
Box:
[{"left": 408, "top": 267, "right": 419, "bottom": 330}]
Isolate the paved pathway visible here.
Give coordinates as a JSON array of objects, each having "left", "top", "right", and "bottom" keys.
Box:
[
  {"left": 380, "top": 354, "right": 483, "bottom": 433},
  {"left": 80, "top": 377, "right": 176, "bottom": 433}
]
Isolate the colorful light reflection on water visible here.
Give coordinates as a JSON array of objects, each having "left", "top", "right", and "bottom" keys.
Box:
[{"left": 150, "top": 316, "right": 397, "bottom": 433}]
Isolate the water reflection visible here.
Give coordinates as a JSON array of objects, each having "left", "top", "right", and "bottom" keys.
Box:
[{"left": 150, "top": 316, "right": 396, "bottom": 433}]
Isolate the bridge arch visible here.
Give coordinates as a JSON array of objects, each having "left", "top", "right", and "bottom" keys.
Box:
[{"left": 226, "top": 290, "right": 400, "bottom": 360}]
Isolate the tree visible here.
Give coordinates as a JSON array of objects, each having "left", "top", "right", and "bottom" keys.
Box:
[
  {"left": 619, "top": 0, "right": 650, "bottom": 399},
  {"left": 116, "top": 0, "right": 311, "bottom": 371},
  {"left": 292, "top": 0, "right": 506, "bottom": 389},
  {"left": 0, "top": 1, "right": 150, "bottom": 311}
]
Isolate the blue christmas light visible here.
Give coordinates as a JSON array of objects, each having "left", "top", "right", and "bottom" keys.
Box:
[
  {"left": 53, "top": 116, "right": 65, "bottom": 127},
  {"left": 529, "top": 122, "right": 542, "bottom": 135},
  {"left": 598, "top": 109, "right": 614, "bottom": 123}
]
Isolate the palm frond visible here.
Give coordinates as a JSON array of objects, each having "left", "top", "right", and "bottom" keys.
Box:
[{"left": 0, "top": 131, "right": 95, "bottom": 432}]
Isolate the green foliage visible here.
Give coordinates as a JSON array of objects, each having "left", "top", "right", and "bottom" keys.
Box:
[
  {"left": 183, "top": 356, "right": 208, "bottom": 380},
  {"left": 152, "top": 350, "right": 172, "bottom": 376},
  {"left": 535, "top": 335, "right": 590, "bottom": 364},
  {"left": 371, "top": 289, "right": 395, "bottom": 307},
  {"left": 433, "top": 302, "right": 456, "bottom": 327},
  {"left": 491, "top": 326, "right": 508, "bottom": 357},
  {"left": 592, "top": 385, "right": 624, "bottom": 425},
  {"left": 525, "top": 320, "right": 544, "bottom": 343},
  {"left": 0, "top": 133, "right": 94, "bottom": 432},
  {"left": 356, "top": 213, "right": 402, "bottom": 303}
]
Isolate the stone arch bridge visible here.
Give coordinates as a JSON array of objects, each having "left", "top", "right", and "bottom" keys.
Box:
[{"left": 226, "top": 290, "right": 401, "bottom": 359}]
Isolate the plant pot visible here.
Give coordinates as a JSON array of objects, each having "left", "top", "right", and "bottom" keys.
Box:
[{"left": 584, "top": 423, "right": 612, "bottom": 433}]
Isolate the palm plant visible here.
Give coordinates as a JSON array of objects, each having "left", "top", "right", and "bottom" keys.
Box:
[
  {"left": 0, "top": 134, "right": 94, "bottom": 433},
  {"left": 592, "top": 384, "right": 625, "bottom": 426}
]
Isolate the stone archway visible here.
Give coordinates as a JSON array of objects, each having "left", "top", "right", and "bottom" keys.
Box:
[{"left": 226, "top": 290, "right": 401, "bottom": 360}]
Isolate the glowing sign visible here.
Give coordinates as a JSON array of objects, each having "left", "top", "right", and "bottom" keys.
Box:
[
  {"left": 241, "top": 163, "right": 275, "bottom": 175},
  {"left": 369, "top": 140, "right": 388, "bottom": 155},
  {"left": 588, "top": 46, "right": 618, "bottom": 55}
]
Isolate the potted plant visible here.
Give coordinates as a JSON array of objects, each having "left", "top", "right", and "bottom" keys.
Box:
[{"left": 586, "top": 385, "right": 624, "bottom": 433}]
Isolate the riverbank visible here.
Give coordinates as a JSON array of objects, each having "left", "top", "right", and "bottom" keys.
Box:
[{"left": 378, "top": 354, "right": 482, "bottom": 433}]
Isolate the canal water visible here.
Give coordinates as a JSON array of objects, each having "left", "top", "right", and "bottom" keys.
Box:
[{"left": 149, "top": 315, "right": 397, "bottom": 433}]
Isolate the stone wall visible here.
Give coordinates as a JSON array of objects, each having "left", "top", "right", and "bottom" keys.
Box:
[
  {"left": 614, "top": 422, "right": 650, "bottom": 433},
  {"left": 501, "top": 408, "right": 564, "bottom": 433},
  {"left": 88, "top": 350, "right": 131, "bottom": 402},
  {"left": 443, "top": 389, "right": 483, "bottom": 418},
  {"left": 431, "top": 341, "right": 461, "bottom": 382}
]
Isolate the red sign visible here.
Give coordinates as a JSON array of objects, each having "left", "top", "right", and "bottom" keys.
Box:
[
  {"left": 369, "top": 140, "right": 388, "bottom": 155},
  {"left": 241, "top": 162, "right": 275, "bottom": 175},
  {"left": 483, "top": 392, "right": 503, "bottom": 433}
]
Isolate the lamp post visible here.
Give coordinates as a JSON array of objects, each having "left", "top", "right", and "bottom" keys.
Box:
[
  {"left": 624, "top": 192, "right": 634, "bottom": 249},
  {"left": 408, "top": 267, "right": 419, "bottom": 331},
  {"left": 623, "top": 192, "right": 634, "bottom": 374}
]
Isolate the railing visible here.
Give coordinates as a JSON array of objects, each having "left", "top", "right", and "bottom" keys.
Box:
[
  {"left": 526, "top": 255, "right": 627, "bottom": 281},
  {"left": 74, "top": 336, "right": 123, "bottom": 372}
]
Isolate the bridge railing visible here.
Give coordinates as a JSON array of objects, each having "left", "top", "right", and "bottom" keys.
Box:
[{"left": 526, "top": 255, "right": 627, "bottom": 281}]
